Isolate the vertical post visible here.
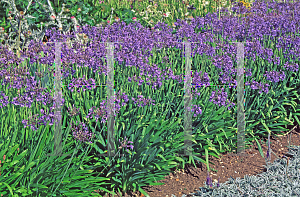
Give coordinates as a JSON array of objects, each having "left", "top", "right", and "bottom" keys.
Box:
[
  {"left": 183, "top": 38, "right": 193, "bottom": 157},
  {"left": 53, "top": 0, "right": 59, "bottom": 8},
  {"left": 106, "top": 42, "right": 116, "bottom": 157},
  {"left": 53, "top": 42, "right": 63, "bottom": 156},
  {"left": 45, "top": 41, "right": 76, "bottom": 157},
  {"left": 236, "top": 42, "right": 245, "bottom": 155}
]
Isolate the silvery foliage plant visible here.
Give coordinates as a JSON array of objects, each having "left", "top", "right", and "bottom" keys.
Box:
[
  {"left": 0, "top": 0, "right": 84, "bottom": 52},
  {"left": 173, "top": 145, "right": 300, "bottom": 197}
]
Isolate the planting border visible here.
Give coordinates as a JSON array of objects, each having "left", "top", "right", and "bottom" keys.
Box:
[
  {"left": 45, "top": 38, "right": 248, "bottom": 159},
  {"left": 3, "top": 38, "right": 250, "bottom": 160}
]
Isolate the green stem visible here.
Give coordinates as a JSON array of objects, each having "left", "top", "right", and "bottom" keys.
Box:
[
  {"left": 51, "top": 141, "right": 80, "bottom": 195},
  {"left": 94, "top": 148, "right": 122, "bottom": 179},
  {"left": 63, "top": 119, "right": 97, "bottom": 187}
]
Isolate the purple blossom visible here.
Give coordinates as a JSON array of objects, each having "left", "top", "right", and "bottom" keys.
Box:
[
  {"left": 263, "top": 70, "right": 286, "bottom": 83},
  {"left": 209, "top": 87, "right": 235, "bottom": 110},
  {"left": 245, "top": 80, "right": 270, "bottom": 94},
  {"left": 86, "top": 91, "right": 133, "bottom": 123},
  {"left": 131, "top": 95, "right": 155, "bottom": 107},
  {"left": 245, "top": 68, "right": 252, "bottom": 77},
  {"left": 67, "top": 104, "right": 81, "bottom": 117},
  {"left": 118, "top": 136, "right": 134, "bottom": 152},
  {"left": 284, "top": 62, "right": 299, "bottom": 72},
  {"left": 206, "top": 171, "right": 210, "bottom": 187},
  {"left": 0, "top": 91, "right": 10, "bottom": 108},
  {"left": 72, "top": 121, "right": 95, "bottom": 144},
  {"left": 191, "top": 105, "right": 202, "bottom": 117}
]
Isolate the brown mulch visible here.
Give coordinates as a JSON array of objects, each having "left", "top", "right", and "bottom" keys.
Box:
[{"left": 93, "top": 123, "right": 300, "bottom": 197}]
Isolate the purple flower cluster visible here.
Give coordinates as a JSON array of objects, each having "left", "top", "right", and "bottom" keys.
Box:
[
  {"left": 0, "top": 65, "right": 67, "bottom": 131},
  {"left": 72, "top": 121, "right": 94, "bottom": 144},
  {"left": 210, "top": 53, "right": 238, "bottom": 86},
  {"left": 284, "top": 62, "right": 299, "bottom": 72},
  {"left": 211, "top": 53, "right": 234, "bottom": 72},
  {"left": 263, "top": 70, "right": 286, "bottom": 83},
  {"left": 161, "top": 56, "right": 170, "bottom": 65},
  {"left": 67, "top": 75, "right": 96, "bottom": 92},
  {"left": 209, "top": 87, "right": 235, "bottom": 110},
  {"left": 21, "top": 114, "right": 40, "bottom": 131},
  {"left": 67, "top": 104, "right": 81, "bottom": 117},
  {"left": 10, "top": 85, "right": 54, "bottom": 108},
  {"left": 0, "top": 91, "right": 9, "bottom": 108},
  {"left": 245, "top": 80, "right": 270, "bottom": 94},
  {"left": 191, "top": 71, "right": 210, "bottom": 87},
  {"left": 131, "top": 95, "right": 155, "bottom": 107},
  {"left": 86, "top": 91, "right": 130, "bottom": 123},
  {"left": 206, "top": 171, "right": 220, "bottom": 188},
  {"left": 21, "top": 107, "right": 60, "bottom": 131},
  {"left": 22, "top": 107, "right": 56, "bottom": 130},
  {"left": 84, "top": 89, "right": 203, "bottom": 121},
  {"left": 206, "top": 171, "right": 213, "bottom": 187},
  {"left": 245, "top": 68, "right": 252, "bottom": 77},
  {"left": 0, "top": 45, "right": 28, "bottom": 66},
  {"left": 118, "top": 136, "right": 134, "bottom": 152},
  {"left": 191, "top": 105, "right": 202, "bottom": 117},
  {"left": 86, "top": 104, "right": 108, "bottom": 124}
]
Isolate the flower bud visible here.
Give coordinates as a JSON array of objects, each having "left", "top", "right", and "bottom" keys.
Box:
[{"left": 78, "top": 8, "right": 81, "bottom": 12}]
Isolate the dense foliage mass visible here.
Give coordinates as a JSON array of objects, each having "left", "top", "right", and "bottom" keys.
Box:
[{"left": 0, "top": 0, "right": 299, "bottom": 196}]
